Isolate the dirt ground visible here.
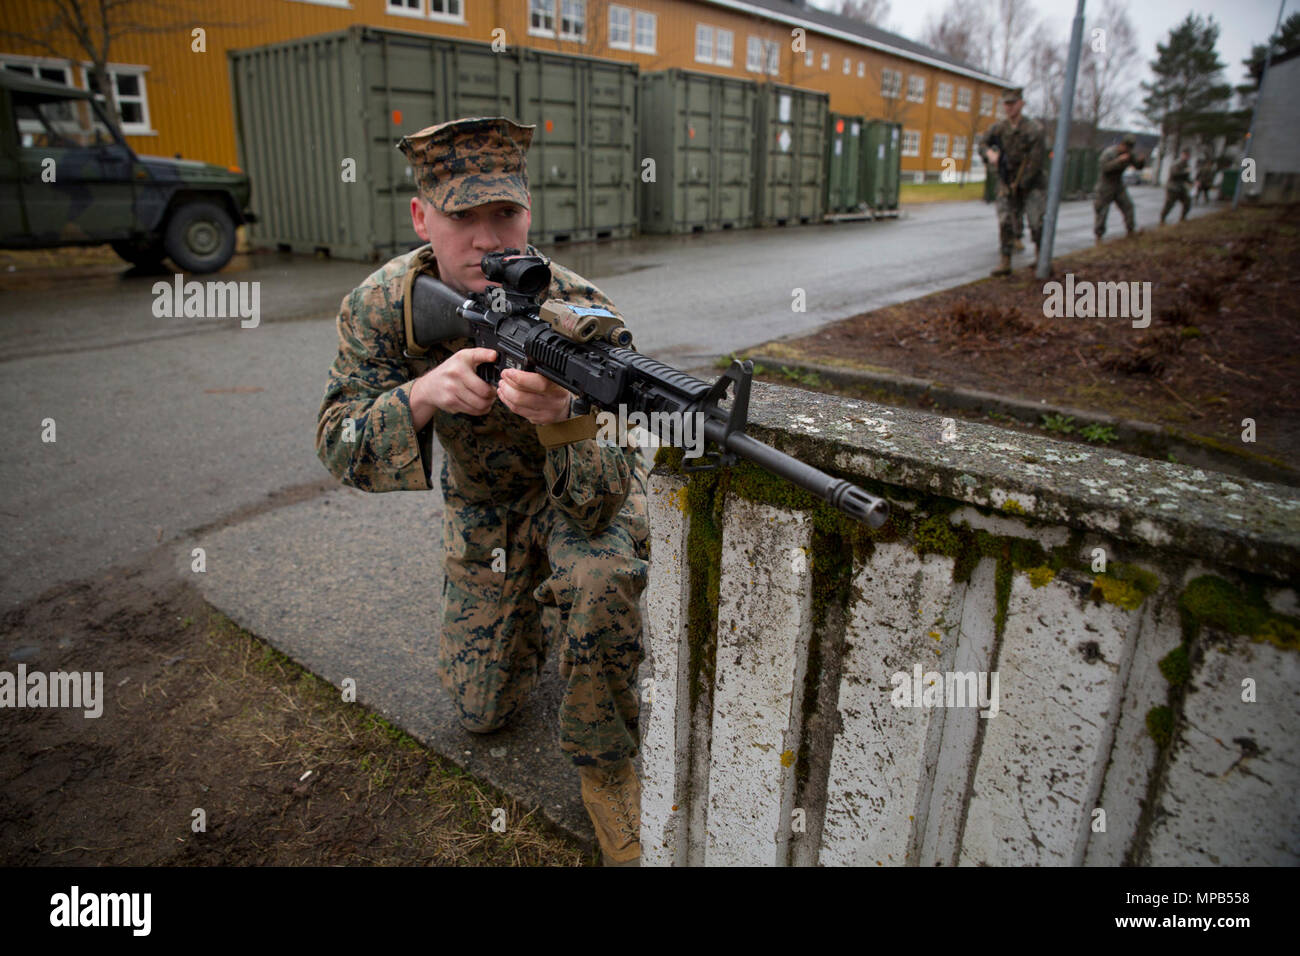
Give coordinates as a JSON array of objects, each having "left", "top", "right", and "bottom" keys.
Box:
[
  {"left": 0, "top": 547, "right": 594, "bottom": 867},
  {"left": 756, "top": 204, "right": 1300, "bottom": 477}
]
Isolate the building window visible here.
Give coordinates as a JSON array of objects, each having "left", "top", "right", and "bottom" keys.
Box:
[
  {"left": 2, "top": 57, "right": 74, "bottom": 87},
  {"left": 387, "top": 0, "right": 422, "bottom": 17},
  {"left": 747, "top": 36, "right": 763, "bottom": 72},
  {"left": 429, "top": 0, "right": 463, "bottom": 17},
  {"left": 953, "top": 136, "right": 967, "bottom": 159},
  {"left": 696, "top": 25, "right": 714, "bottom": 63},
  {"left": 85, "top": 65, "right": 152, "bottom": 134},
  {"left": 804, "top": 49, "right": 813, "bottom": 67},
  {"left": 857, "top": 61, "right": 865, "bottom": 78},
  {"left": 530, "top": 0, "right": 555, "bottom": 35},
  {"left": 881, "top": 68, "right": 901, "bottom": 99},
  {"left": 765, "top": 41, "right": 779, "bottom": 75},
  {"left": 559, "top": 0, "right": 585, "bottom": 40},
  {"left": 956, "top": 86, "right": 972, "bottom": 111},
  {"left": 937, "top": 82, "right": 953, "bottom": 108},
  {"left": 609, "top": 6, "right": 630, "bottom": 48},
  {"left": 931, "top": 133, "right": 949, "bottom": 158},
  {"left": 716, "top": 30, "right": 733, "bottom": 66},
  {"left": 902, "top": 129, "right": 920, "bottom": 156},
  {"left": 634, "top": 11, "right": 656, "bottom": 53},
  {"left": 821, "top": 52, "right": 829, "bottom": 71},
  {"left": 907, "top": 74, "right": 926, "bottom": 103},
  {"left": 980, "top": 92, "right": 993, "bottom": 116},
  {"left": 843, "top": 57, "right": 851, "bottom": 75}
]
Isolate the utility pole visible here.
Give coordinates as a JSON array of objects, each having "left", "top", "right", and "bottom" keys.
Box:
[{"left": 1037, "top": 0, "right": 1086, "bottom": 280}]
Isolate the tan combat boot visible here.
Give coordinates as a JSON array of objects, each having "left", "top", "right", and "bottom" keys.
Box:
[
  {"left": 990, "top": 253, "right": 1012, "bottom": 277},
  {"left": 578, "top": 759, "right": 641, "bottom": 867}
]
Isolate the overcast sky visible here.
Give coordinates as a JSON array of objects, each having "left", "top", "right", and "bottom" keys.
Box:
[{"left": 809, "top": 0, "right": 1286, "bottom": 93}]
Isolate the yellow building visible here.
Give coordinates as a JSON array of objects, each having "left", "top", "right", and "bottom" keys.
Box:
[{"left": 2, "top": 0, "right": 1010, "bottom": 179}]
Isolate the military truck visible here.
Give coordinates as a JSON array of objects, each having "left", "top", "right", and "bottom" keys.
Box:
[{"left": 0, "top": 70, "right": 254, "bottom": 273}]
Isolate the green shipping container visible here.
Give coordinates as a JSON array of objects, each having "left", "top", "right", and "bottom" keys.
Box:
[
  {"left": 861, "top": 120, "right": 901, "bottom": 215},
  {"left": 1219, "top": 167, "right": 1239, "bottom": 200},
  {"left": 516, "top": 48, "right": 638, "bottom": 243},
  {"left": 230, "top": 26, "right": 637, "bottom": 261},
  {"left": 636, "top": 68, "right": 758, "bottom": 234},
  {"left": 754, "top": 83, "right": 828, "bottom": 226},
  {"left": 825, "top": 113, "right": 867, "bottom": 215}
]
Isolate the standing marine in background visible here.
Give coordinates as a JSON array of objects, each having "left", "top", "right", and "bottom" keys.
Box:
[
  {"left": 1160, "top": 148, "right": 1193, "bottom": 225},
  {"left": 1195, "top": 158, "right": 1216, "bottom": 204},
  {"left": 1094, "top": 133, "right": 1145, "bottom": 243},
  {"left": 978, "top": 88, "right": 1047, "bottom": 277}
]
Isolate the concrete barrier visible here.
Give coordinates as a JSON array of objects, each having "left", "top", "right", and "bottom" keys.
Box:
[{"left": 641, "top": 382, "right": 1300, "bottom": 866}]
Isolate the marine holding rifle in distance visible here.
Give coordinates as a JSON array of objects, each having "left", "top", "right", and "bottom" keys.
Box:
[
  {"left": 1094, "top": 133, "right": 1146, "bottom": 243},
  {"left": 977, "top": 87, "right": 1048, "bottom": 277},
  {"left": 314, "top": 116, "right": 650, "bottom": 867}
]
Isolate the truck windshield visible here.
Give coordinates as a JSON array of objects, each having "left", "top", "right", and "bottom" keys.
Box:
[{"left": 14, "top": 92, "right": 119, "bottom": 149}]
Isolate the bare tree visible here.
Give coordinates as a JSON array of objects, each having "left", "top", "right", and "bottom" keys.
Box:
[
  {"left": 837, "top": 0, "right": 893, "bottom": 27},
  {"left": 1076, "top": 0, "right": 1139, "bottom": 146},
  {"left": 1025, "top": 22, "right": 1067, "bottom": 121},
  {"left": 1, "top": 0, "right": 225, "bottom": 137},
  {"left": 922, "top": 0, "right": 993, "bottom": 73},
  {"left": 992, "top": 0, "right": 1038, "bottom": 82}
]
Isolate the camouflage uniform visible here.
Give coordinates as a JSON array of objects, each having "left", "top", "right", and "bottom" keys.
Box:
[
  {"left": 1094, "top": 139, "right": 1142, "bottom": 238},
  {"left": 315, "top": 120, "right": 650, "bottom": 772},
  {"left": 1161, "top": 156, "right": 1192, "bottom": 224},
  {"left": 1195, "top": 161, "right": 1215, "bottom": 203},
  {"left": 978, "top": 113, "right": 1047, "bottom": 256}
]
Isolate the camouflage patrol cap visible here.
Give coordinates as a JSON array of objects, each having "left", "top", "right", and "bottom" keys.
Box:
[
  {"left": 397, "top": 117, "right": 535, "bottom": 213},
  {"left": 1122, "top": 133, "right": 1137, "bottom": 146},
  {"left": 1001, "top": 88, "right": 1023, "bottom": 103}
]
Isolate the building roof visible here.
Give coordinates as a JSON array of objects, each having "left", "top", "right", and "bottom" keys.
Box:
[{"left": 701, "top": 0, "right": 1014, "bottom": 88}]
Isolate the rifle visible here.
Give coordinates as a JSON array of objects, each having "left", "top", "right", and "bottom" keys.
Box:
[
  {"left": 406, "top": 250, "right": 890, "bottom": 528},
  {"left": 984, "top": 132, "right": 1012, "bottom": 188}
]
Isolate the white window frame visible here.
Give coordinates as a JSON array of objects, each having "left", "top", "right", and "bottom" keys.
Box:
[
  {"left": 937, "top": 82, "right": 953, "bottom": 108},
  {"left": 558, "top": 0, "right": 585, "bottom": 41},
  {"left": 857, "top": 61, "right": 865, "bottom": 78},
  {"left": 764, "top": 40, "right": 779, "bottom": 75},
  {"left": 953, "top": 136, "right": 967, "bottom": 159},
  {"left": 696, "top": 25, "right": 714, "bottom": 64},
  {"left": 804, "top": 49, "right": 813, "bottom": 67},
  {"left": 821, "top": 52, "right": 829, "bottom": 71},
  {"left": 1, "top": 54, "right": 75, "bottom": 88},
  {"left": 428, "top": 0, "right": 464, "bottom": 20},
  {"left": 907, "top": 74, "right": 926, "bottom": 103},
  {"left": 746, "top": 36, "right": 763, "bottom": 73},
  {"left": 286, "top": 0, "right": 350, "bottom": 7},
  {"left": 715, "top": 30, "right": 733, "bottom": 67},
  {"left": 902, "top": 129, "right": 920, "bottom": 156},
  {"left": 881, "top": 68, "right": 901, "bottom": 99},
  {"left": 931, "top": 133, "right": 949, "bottom": 158},
  {"left": 633, "top": 10, "right": 656, "bottom": 53},
  {"left": 980, "top": 92, "right": 993, "bottom": 116},
  {"left": 957, "top": 86, "right": 972, "bottom": 111},
  {"left": 82, "top": 62, "right": 154, "bottom": 136},
  {"left": 529, "top": 0, "right": 556, "bottom": 37},
  {"left": 385, "top": 0, "right": 423, "bottom": 18},
  {"left": 608, "top": 5, "right": 631, "bottom": 49},
  {"left": 842, "top": 57, "right": 850, "bottom": 75}
]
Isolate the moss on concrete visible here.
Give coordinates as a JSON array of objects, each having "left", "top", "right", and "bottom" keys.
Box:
[
  {"left": 1090, "top": 562, "right": 1159, "bottom": 610},
  {"left": 1158, "top": 644, "right": 1191, "bottom": 687},
  {"left": 1028, "top": 566, "right": 1056, "bottom": 589},
  {"left": 1178, "top": 574, "right": 1300, "bottom": 650},
  {"left": 1146, "top": 705, "right": 1174, "bottom": 748}
]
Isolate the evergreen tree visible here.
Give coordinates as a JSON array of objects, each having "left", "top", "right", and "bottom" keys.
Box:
[
  {"left": 1240, "top": 12, "right": 1300, "bottom": 94},
  {"left": 1141, "top": 14, "right": 1234, "bottom": 157}
]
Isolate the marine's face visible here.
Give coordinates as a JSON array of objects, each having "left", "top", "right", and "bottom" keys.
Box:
[
  {"left": 1004, "top": 97, "right": 1023, "bottom": 121},
  {"left": 411, "top": 197, "right": 532, "bottom": 296}
]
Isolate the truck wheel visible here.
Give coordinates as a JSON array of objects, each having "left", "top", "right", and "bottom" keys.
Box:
[
  {"left": 110, "top": 239, "right": 167, "bottom": 270},
  {"left": 163, "top": 200, "right": 236, "bottom": 274}
]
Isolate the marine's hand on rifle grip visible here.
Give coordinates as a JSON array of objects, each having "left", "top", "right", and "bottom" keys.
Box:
[
  {"left": 498, "top": 368, "right": 572, "bottom": 426},
  {"left": 410, "top": 347, "right": 498, "bottom": 428}
]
